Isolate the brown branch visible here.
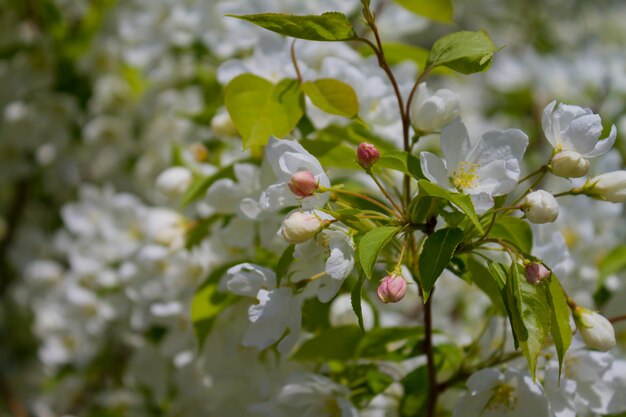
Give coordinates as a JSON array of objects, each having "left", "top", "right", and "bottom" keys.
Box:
[{"left": 0, "top": 177, "right": 31, "bottom": 296}]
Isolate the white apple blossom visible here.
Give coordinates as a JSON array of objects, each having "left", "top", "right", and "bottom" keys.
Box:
[
  {"left": 156, "top": 166, "right": 193, "bottom": 197},
  {"left": 420, "top": 118, "right": 529, "bottom": 213},
  {"left": 279, "top": 211, "right": 327, "bottom": 244},
  {"left": 585, "top": 170, "right": 626, "bottom": 202},
  {"left": 220, "top": 263, "right": 304, "bottom": 354},
  {"left": 454, "top": 367, "right": 550, "bottom": 417},
  {"left": 521, "top": 190, "right": 560, "bottom": 224},
  {"left": 574, "top": 307, "right": 616, "bottom": 351},
  {"left": 544, "top": 344, "right": 626, "bottom": 417},
  {"left": 542, "top": 101, "right": 617, "bottom": 177},
  {"left": 251, "top": 373, "right": 358, "bottom": 417},
  {"left": 409, "top": 82, "right": 460, "bottom": 133},
  {"left": 260, "top": 137, "right": 331, "bottom": 212}
]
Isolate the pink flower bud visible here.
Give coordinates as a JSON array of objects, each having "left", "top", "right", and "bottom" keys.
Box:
[
  {"left": 377, "top": 274, "right": 407, "bottom": 303},
  {"left": 288, "top": 171, "right": 318, "bottom": 198},
  {"left": 357, "top": 142, "right": 380, "bottom": 169},
  {"left": 524, "top": 263, "right": 550, "bottom": 285}
]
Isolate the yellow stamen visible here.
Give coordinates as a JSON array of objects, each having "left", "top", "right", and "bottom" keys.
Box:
[{"left": 452, "top": 161, "right": 480, "bottom": 191}]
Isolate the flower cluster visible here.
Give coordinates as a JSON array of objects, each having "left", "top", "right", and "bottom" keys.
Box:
[{"left": 1, "top": 0, "right": 625, "bottom": 417}]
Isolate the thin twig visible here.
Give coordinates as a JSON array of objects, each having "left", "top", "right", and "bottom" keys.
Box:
[
  {"left": 423, "top": 292, "right": 438, "bottom": 417},
  {"left": 609, "top": 314, "right": 626, "bottom": 324},
  {"left": 368, "top": 172, "right": 404, "bottom": 217},
  {"left": 332, "top": 188, "right": 401, "bottom": 218},
  {"left": 290, "top": 39, "right": 303, "bottom": 83}
]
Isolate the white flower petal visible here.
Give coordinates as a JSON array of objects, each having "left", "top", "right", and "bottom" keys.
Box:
[
  {"left": 420, "top": 152, "right": 452, "bottom": 189},
  {"left": 562, "top": 113, "right": 602, "bottom": 154},
  {"left": 221, "top": 263, "right": 276, "bottom": 297},
  {"left": 441, "top": 118, "right": 472, "bottom": 176},
  {"left": 585, "top": 125, "right": 617, "bottom": 157}
]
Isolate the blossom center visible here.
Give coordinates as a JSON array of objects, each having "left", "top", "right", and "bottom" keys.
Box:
[
  {"left": 452, "top": 161, "right": 480, "bottom": 190},
  {"left": 486, "top": 383, "right": 517, "bottom": 411}
]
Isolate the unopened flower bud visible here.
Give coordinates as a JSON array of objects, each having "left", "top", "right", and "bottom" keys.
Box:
[
  {"left": 550, "top": 151, "right": 590, "bottom": 178},
  {"left": 145, "top": 209, "right": 187, "bottom": 248},
  {"left": 521, "top": 190, "right": 559, "bottom": 224},
  {"left": 586, "top": 171, "right": 626, "bottom": 203},
  {"left": 357, "top": 142, "right": 380, "bottom": 169},
  {"left": 288, "top": 171, "right": 318, "bottom": 198},
  {"left": 189, "top": 143, "right": 209, "bottom": 162},
  {"left": 409, "top": 83, "right": 460, "bottom": 133},
  {"left": 574, "top": 307, "right": 616, "bottom": 351},
  {"left": 524, "top": 263, "right": 550, "bottom": 285},
  {"left": 280, "top": 212, "right": 325, "bottom": 244},
  {"left": 210, "top": 110, "right": 238, "bottom": 137},
  {"left": 377, "top": 274, "right": 407, "bottom": 303},
  {"left": 156, "top": 167, "right": 193, "bottom": 197}
]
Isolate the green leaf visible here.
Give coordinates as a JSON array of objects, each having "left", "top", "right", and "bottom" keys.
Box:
[
  {"left": 292, "top": 326, "right": 363, "bottom": 361},
  {"left": 377, "top": 151, "right": 425, "bottom": 180},
  {"left": 361, "top": 42, "right": 429, "bottom": 66},
  {"left": 180, "top": 164, "right": 237, "bottom": 207},
  {"left": 426, "top": 30, "right": 497, "bottom": 74},
  {"left": 185, "top": 215, "right": 221, "bottom": 250},
  {"left": 465, "top": 256, "right": 507, "bottom": 314},
  {"left": 598, "top": 245, "right": 626, "bottom": 280},
  {"left": 547, "top": 276, "right": 572, "bottom": 380},
  {"left": 302, "top": 78, "right": 360, "bottom": 119},
  {"left": 359, "top": 42, "right": 455, "bottom": 75},
  {"left": 351, "top": 273, "right": 366, "bottom": 333},
  {"left": 227, "top": 12, "right": 357, "bottom": 42},
  {"left": 400, "top": 366, "right": 429, "bottom": 417},
  {"left": 419, "top": 227, "right": 464, "bottom": 300},
  {"left": 394, "top": 0, "right": 453, "bottom": 23},
  {"left": 316, "top": 123, "right": 395, "bottom": 151},
  {"left": 191, "top": 264, "right": 238, "bottom": 349},
  {"left": 488, "top": 216, "right": 533, "bottom": 254},
  {"left": 224, "top": 74, "right": 304, "bottom": 148},
  {"left": 348, "top": 365, "right": 395, "bottom": 408},
  {"left": 275, "top": 244, "right": 295, "bottom": 288},
  {"left": 358, "top": 226, "right": 402, "bottom": 279},
  {"left": 300, "top": 138, "right": 360, "bottom": 169},
  {"left": 506, "top": 265, "right": 551, "bottom": 380},
  {"left": 356, "top": 327, "right": 424, "bottom": 359},
  {"left": 407, "top": 195, "right": 440, "bottom": 225},
  {"left": 417, "top": 180, "right": 484, "bottom": 233}
]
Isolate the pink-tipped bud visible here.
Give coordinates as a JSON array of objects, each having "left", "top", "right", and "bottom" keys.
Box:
[
  {"left": 288, "top": 171, "right": 318, "bottom": 198},
  {"left": 377, "top": 274, "right": 407, "bottom": 303},
  {"left": 357, "top": 142, "right": 380, "bottom": 169},
  {"left": 524, "top": 263, "right": 550, "bottom": 285}
]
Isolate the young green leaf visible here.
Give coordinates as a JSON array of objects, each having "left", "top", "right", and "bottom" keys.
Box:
[
  {"left": 358, "top": 226, "right": 402, "bottom": 279},
  {"left": 377, "top": 151, "right": 425, "bottom": 180},
  {"left": 227, "top": 12, "right": 357, "bottom": 42},
  {"left": 488, "top": 216, "right": 533, "bottom": 254},
  {"left": 393, "top": 0, "right": 453, "bottom": 23},
  {"left": 180, "top": 163, "right": 237, "bottom": 207},
  {"left": 417, "top": 180, "right": 484, "bottom": 233},
  {"left": 275, "top": 244, "right": 295, "bottom": 288},
  {"left": 351, "top": 273, "right": 366, "bottom": 333},
  {"left": 465, "top": 257, "right": 507, "bottom": 314},
  {"left": 356, "top": 327, "right": 424, "bottom": 359},
  {"left": 191, "top": 264, "right": 238, "bottom": 349},
  {"left": 302, "top": 78, "right": 360, "bottom": 119},
  {"left": 419, "top": 227, "right": 464, "bottom": 300},
  {"left": 185, "top": 215, "right": 222, "bottom": 250},
  {"left": 224, "top": 74, "right": 304, "bottom": 148},
  {"left": 407, "top": 195, "right": 440, "bottom": 225},
  {"left": 547, "top": 275, "right": 572, "bottom": 380},
  {"left": 506, "top": 265, "right": 551, "bottom": 380},
  {"left": 300, "top": 139, "right": 360, "bottom": 170},
  {"left": 292, "top": 326, "right": 363, "bottom": 361},
  {"left": 426, "top": 30, "right": 498, "bottom": 74}
]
